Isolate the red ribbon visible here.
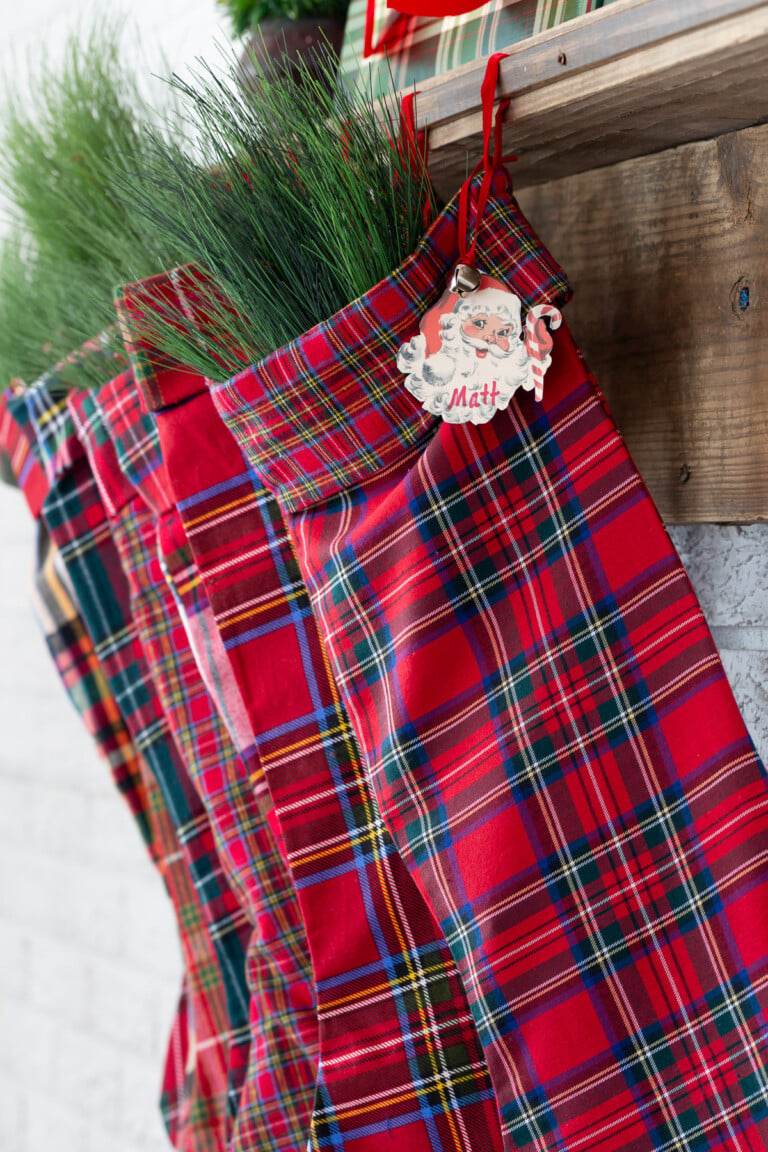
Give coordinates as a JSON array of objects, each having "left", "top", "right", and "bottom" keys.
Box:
[
  {"left": 400, "top": 92, "right": 433, "bottom": 228},
  {"left": 364, "top": 0, "right": 487, "bottom": 56},
  {"left": 457, "top": 52, "right": 515, "bottom": 268},
  {"left": 387, "top": 0, "right": 486, "bottom": 14},
  {"left": 364, "top": 5, "right": 410, "bottom": 59}
]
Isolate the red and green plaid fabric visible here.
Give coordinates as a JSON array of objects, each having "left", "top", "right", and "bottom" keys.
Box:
[
  {"left": 163, "top": 980, "right": 193, "bottom": 1144},
  {"left": 31, "top": 520, "right": 161, "bottom": 850},
  {"left": 213, "top": 180, "right": 768, "bottom": 1151},
  {"left": 0, "top": 389, "right": 49, "bottom": 527},
  {"left": 0, "top": 384, "right": 190, "bottom": 1146},
  {"left": 15, "top": 376, "right": 239, "bottom": 1151},
  {"left": 158, "top": 387, "right": 505, "bottom": 1152},
  {"left": 157, "top": 530, "right": 263, "bottom": 781},
  {"left": 66, "top": 381, "right": 256, "bottom": 1136},
  {"left": 118, "top": 270, "right": 506, "bottom": 1152},
  {"left": 152, "top": 527, "right": 321, "bottom": 1152},
  {"left": 69, "top": 370, "right": 319, "bottom": 1152},
  {"left": 340, "top": 0, "right": 618, "bottom": 98}
]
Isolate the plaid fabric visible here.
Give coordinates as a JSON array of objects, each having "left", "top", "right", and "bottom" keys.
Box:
[
  {"left": 157, "top": 527, "right": 261, "bottom": 770},
  {"left": 0, "top": 389, "right": 49, "bottom": 517},
  {"left": 120, "top": 273, "right": 508, "bottom": 1152},
  {"left": 157, "top": 528, "right": 321, "bottom": 1152},
  {"left": 162, "top": 980, "right": 192, "bottom": 1143},
  {"left": 30, "top": 524, "right": 202, "bottom": 1147},
  {"left": 340, "top": 0, "right": 618, "bottom": 98},
  {"left": 211, "top": 180, "right": 570, "bottom": 515},
  {"left": 66, "top": 381, "right": 255, "bottom": 1137},
  {"left": 70, "top": 367, "right": 319, "bottom": 1152},
  {"left": 215, "top": 180, "right": 768, "bottom": 1149},
  {"left": 15, "top": 377, "right": 237, "bottom": 1152},
  {"left": 1, "top": 388, "right": 156, "bottom": 847},
  {"left": 31, "top": 519, "right": 162, "bottom": 851},
  {"left": 0, "top": 385, "right": 190, "bottom": 1146}
]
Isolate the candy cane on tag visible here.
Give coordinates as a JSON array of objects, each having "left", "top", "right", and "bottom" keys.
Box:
[{"left": 524, "top": 304, "right": 562, "bottom": 401}]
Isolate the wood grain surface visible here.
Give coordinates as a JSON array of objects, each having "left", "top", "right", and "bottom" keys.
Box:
[
  {"left": 516, "top": 124, "right": 768, "bottom": 522},
  {"left": 415, "top": 0, "right": 768, "bottom": 198}
]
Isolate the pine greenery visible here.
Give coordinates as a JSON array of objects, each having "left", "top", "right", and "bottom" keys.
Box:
[
  {"left": 0, "top": 23, "right": 433, "bottom": 390},
  {"left": 0, "top": 231, "right": 135, "bottom": 392},
  {"left": 115, "top": 43, "right": 435, "bottom": 381},
  {"left": 0, "top": 20, "right": 185, "bottom": 389}
]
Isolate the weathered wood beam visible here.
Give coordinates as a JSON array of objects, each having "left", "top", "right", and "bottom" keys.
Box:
[
  {"left": 517, "top": 123, "right": 768, "bottom": 523},
  {"left": 414, "top": 0, "right": 768, "bottom": 197}
]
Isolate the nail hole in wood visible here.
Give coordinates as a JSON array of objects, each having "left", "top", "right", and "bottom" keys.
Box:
[{"left": 730, "top": 276, "right": 753, "bottom": 319}]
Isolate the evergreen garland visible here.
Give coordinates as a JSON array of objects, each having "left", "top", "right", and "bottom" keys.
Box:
[
  {"left": 0, "top": 20, "right": 185, "bottom": 389},
  {"left": 114, "top": 43, "right": 435, "bottom": 381}
]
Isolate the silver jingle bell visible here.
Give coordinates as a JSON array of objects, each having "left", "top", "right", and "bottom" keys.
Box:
[{"left": 449, "top": 263, "right": 482, "bottom": 297}]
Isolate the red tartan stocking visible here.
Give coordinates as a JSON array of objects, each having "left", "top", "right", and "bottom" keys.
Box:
[
  {"left": 211, "top": 177, "right": 768, "bottom": 1152},
  {"left": 0, "top": 387, "right": 199, "bottom": 1149},
  {"left": 113, "top": 263, "right": 516, "bottom": 1152},
  {"left": 68, "top": 379, "right": 321, "bottom": 1152}
]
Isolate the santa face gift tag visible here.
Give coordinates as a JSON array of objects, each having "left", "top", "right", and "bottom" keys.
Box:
[{"left": 397, "top": 266, "right": 562, "bottom": 425}]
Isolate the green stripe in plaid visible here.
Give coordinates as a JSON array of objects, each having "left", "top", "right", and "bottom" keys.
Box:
[
  {"left": 214, "top": 189, "right": 768, "bottom": 1151},
  {"left": 340, "top": 0, "right": 619, "bottom": 98},
  {"left": 70, "top": 373, "right": 318, "bottom": 1152},
  {"left": 66, "top": 382, "right": 255, "bottom": 1133},
  {"left": 112, "top": 272, "right": 508, "bottom": 1150},
  {"left": 18, "top": 377, "right": 238, "bottom": 1151}
]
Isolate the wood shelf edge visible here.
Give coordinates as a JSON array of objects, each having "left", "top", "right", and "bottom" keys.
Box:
[{"left": 407, "top": 0, "right": 768, "bottom": 197}]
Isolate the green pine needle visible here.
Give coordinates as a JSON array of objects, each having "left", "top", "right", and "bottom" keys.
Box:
[
  {"left": 115, "top": 41, "right": 436, "bottom": 381},
  {"left": 0, "top": 18, "right": 185, "bottom": 390},
  {"left": 0, "top": 231, "right": 127, "bottom": 391}
]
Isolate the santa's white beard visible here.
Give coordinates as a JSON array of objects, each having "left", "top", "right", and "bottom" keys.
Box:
[{"left": 439, "top": 317, "right": 530, "bottom": 389}]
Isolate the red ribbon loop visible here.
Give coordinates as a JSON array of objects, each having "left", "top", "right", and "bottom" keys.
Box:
[
  {"left": 458, "top": 52, "right": 511, "bottom": 268},
  {"left": 400, "top": 92, "right": 433, "bottom": 228}
]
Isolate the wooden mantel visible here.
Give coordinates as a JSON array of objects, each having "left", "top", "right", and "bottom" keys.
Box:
[
  {"left": 418, "top": 0, "right": 768, "bottom": 197},
  {"left": 412, "top": 0, "right": 768, "bottom": 523}
]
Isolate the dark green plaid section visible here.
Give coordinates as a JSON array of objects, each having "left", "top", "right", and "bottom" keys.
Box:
[{"left": 19, "top": 376, "right": 237, "bottom": 1151}]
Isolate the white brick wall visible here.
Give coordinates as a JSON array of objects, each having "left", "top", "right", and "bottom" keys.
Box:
[
  {"left": 0, "top": 483, "right": 183, "bottom": 1152},
  {"left": 670, "top": 525, "right": 768, "bottom": 760}
]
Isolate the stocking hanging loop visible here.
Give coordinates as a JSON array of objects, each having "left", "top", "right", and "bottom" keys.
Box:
[
  {"left": 399, "top": 92, "right": 433, "bottom": 228},
  {"left": 457, "top": 51, "right": 513, "bottom": 272}
]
